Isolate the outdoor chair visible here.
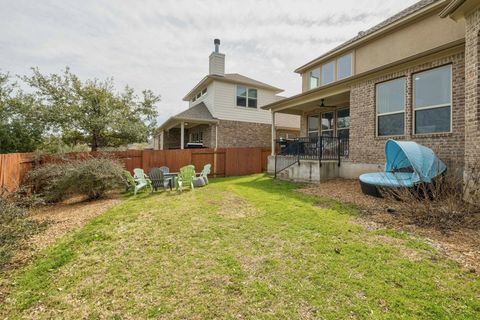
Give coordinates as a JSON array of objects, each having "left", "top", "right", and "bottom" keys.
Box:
[
  {"left": 133, "top": 168, "right": 153, "bottom": 193},
  {"left": 122, "top": 170, "right": 151, "bottom": 195},
  {"left": 159, "top": 166, "right": 170, "bottom": 174},
  {"left": 177, "top": 165, "right": 195, "bottom": 192},
  {"left": 196, "top": 163, "right": 211, "bottom": 185},
  {"left": 149, "top": 167, "right": 173, "bottom": 191}
]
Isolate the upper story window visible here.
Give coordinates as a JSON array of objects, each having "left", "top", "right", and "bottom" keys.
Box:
[
  {"left": 376, "top": 77, "right": 406, "bottom": 137},
  {"left": 191, "top": 88, "right": 208, "bottom": 103},
  {"left": 321, "top": 61, "right": 335, "bottom": 85},
  {"left": 309, "top": 68, "right": 320, "bottom": 89},
  {"left": 307, "top": 52, "right": 354, "bottom": 90},
  {"left": 236, "top": 86, "right": 257, "bottom": 108},
  {"left": 413, "top": 65, "right": 452, "bottom": 134},
  {"left": 337, "top": 53, "right": 352, "bottom": 80}
]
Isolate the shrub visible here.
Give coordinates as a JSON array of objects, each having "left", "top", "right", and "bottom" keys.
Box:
[
  {"left": 381, "top": 166, "right": 480, "bottom": 231},
  {"left": 28, "top": 157, "right": 125, "bottom": 202},
  {"left": 0, "top": 197, "right": 46, "bottom": 270}
]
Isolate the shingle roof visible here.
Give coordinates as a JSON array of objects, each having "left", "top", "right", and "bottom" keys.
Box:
[
  {"left": 158, "top": 102, "right": 218, "bottom": 130},
  {"left": 295, "top": 0, "right": 440, "bottom": 73},
  {"left": 173, "top": 102, "right": 216, "bottom": 121}
]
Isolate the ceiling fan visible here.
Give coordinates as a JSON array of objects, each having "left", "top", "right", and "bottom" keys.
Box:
[{"left": 318, "top": 99, "right": 334, "bottom": 108}]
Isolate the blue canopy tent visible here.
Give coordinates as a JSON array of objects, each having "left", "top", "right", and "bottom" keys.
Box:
[{"left": 359, "top": 140, "right": 447, "bottom": 197}]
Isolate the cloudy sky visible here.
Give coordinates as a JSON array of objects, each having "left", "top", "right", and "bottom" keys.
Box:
[{"left": 0, "top": 0, "right": 418, "bottom": 124}]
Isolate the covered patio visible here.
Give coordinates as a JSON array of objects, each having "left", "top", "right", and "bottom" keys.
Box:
[{"left": 157, "top": 103, "right": 219, "bottom": 150}]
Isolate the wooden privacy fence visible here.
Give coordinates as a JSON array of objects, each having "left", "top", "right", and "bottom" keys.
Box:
[{"left": 0, "top": 147, "right": 272, "bottom": 192}]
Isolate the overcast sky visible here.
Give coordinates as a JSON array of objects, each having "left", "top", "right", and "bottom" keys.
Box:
[{"left": 0, "top": 0, "right": 418, "bottom": 124}]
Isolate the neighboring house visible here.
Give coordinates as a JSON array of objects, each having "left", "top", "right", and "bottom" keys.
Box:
[
  {"left": 155, "top": 40, "right": 300, "bottom": 150},
  {"left": 263, "top": 0, "right": 479, "bottom": 183}
]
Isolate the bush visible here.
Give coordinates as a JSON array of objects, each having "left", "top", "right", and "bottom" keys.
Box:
[
  {"left": 0, "top": 197, "right": 46, "bottom": 270},
  {"left": 381, "top": 166, "right": 480, "bottom": 231},
  {"left": 28, "top": 157, "right": 125, "bottom": 202}
]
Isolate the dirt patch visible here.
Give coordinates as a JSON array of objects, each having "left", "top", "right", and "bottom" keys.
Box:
[
  {"left": 299, "top": 179, "right": 480, "bottom": 272},
  {"left": 211, "top": 192, "right": 263, "bottom": 219},
  {"left": 0, "top": 193, "right": 122, "bottom": 304}
]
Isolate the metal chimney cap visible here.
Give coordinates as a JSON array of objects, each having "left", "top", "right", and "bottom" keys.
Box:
[{"left": 214, "top": 39, "right": 220, "bottom": 45}]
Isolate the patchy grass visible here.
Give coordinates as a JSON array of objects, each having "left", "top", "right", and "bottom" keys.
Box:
[{"left": 2, "top": 174, "right": 479, "bottom": 319}]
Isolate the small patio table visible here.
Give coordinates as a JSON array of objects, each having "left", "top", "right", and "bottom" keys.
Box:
[{"left": 163, "top": 172, "right": 179, "bottom": 190}]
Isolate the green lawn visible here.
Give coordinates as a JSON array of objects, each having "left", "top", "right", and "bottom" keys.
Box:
[{"left": 2, "top": 175, "right": 479, "bottom": 319}]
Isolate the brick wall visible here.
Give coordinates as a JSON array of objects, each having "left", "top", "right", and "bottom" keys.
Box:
[
  {"left": 349, "top": 52, "right": 466, "bottom": 169},
  {"left": 464, "top": 8, "right": 480, "bottom": 187},
  {"left": 217, "top": 119, "right": 271, "bottom": 148}
]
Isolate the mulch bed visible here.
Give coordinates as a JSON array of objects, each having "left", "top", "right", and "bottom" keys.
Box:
[{"left": 299, "top": 179, "right": 480, "bottom": 272}]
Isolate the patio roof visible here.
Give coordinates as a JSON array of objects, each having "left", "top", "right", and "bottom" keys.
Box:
[{"left": 159, "top": 102, "right": 218, "bottom": 131}]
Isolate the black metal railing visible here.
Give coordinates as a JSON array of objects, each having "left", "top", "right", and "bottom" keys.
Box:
[{"left": 274, "top": 136, "right": 349, "bottom": 178}]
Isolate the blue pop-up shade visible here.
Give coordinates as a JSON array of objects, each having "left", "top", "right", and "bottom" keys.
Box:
[{"left": 359, "top": 140, "right": 446, "bottom": 188}]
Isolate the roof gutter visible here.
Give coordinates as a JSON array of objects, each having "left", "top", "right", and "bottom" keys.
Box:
[
  {"left": 439, "top": 0, "right": 466, "bottom": 17},
  {"left": 294, "top": 0, "right": 448, "bottom": 74}
]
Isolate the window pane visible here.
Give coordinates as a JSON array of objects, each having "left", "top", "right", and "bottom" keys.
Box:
[
  {"left": 337, "top": 54, "right": 352, "bottom": 80},
  {"left": 237, "top": 97, "right": 246, "bottom": 107},
  {"left": 248, "top": 88, "right": 257, "bottom": 99},
  {"left": 321, "top": 112, "right": 334, "bottom": 130},
  {"left": 237, "top": 86, "right": 247, "bottom": 97},
  {"left": 308, "top": 131, "right": 318, "bottom": 138},
  {"left": 322, "top": 62, "right": 334, "bottom": 85},
  {"left": 376, "top": 78, "right": 405, "bottom": 114},
  {"left": 308, "top": 115, "right": 319, "bottom": 131},
  {"left": 248, "top": 98, "right": 257, "bottom": 108},
  {"left": 322, "top": 131, "right": 333, "bottom": 137},
  {"left": 309, "top": 68, "right": 320, "bottom": 89},
  {"left": 378, "top": 113, "right": 404, "bottom": 136},
  {"left": 337, "top": 108, "right": 350, "bottom": 129},
  {"left": 338, "top": 128, "right": 349, "bottom": 140},
  {"left": 236, "top": 86, "right": 247, "bottom": 107},
  {"left": 415, "top": 106, "right": 451, "bottom": 134},
  {"left": 414, "top": 65, "right": 451, "bottom": 108}
]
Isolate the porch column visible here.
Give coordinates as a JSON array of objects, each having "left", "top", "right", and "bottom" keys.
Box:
[
  {"left": 159, "top": 130, "right": 164, "bottom": 150},
  {"left": 271, "top": 111, "right": 276, "bottom": 156},
  {"left": 180, "top": 122, "right": 185, "bottom": 150},
  {"left": 215, "top": 124, "right": 218, "bottom": 149}
]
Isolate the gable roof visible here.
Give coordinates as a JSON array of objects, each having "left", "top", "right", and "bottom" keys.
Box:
[
  {"left": 295, "top": 0, "right": 442, "bottom": 73},
  {"left": 183, "top": 73, "right": 283, "bottom": 101},
  {"left": 158, "top": 102, "right": 218, "bottom": 131}
]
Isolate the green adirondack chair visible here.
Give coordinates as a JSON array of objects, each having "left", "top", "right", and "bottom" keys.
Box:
[
  {"left": 123, "top": 170, "right": 150, "bottom": 195},
  {"left": 133, "top": 168, "right": 153, "bottom": 193},
  {"left": 177, "top": 165, "right": 195, "bottom": 192}
]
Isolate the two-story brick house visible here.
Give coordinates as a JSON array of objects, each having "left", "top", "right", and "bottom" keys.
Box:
[
  {"left": 264, "top": 0, "right": 479, "bottom": 184},
  {"left": 155, "top": 40, "right": 300, "bottom": 150}
]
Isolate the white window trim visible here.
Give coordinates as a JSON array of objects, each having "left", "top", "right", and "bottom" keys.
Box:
[
  {"left": 375, "top": 77, "right": 406, "bottom": 137},
  {"left": 235, "top": 85, "right": 258, "bottom": 109},
  {"left": 413, "top": 65, "right": 453, "bottom": 135}
]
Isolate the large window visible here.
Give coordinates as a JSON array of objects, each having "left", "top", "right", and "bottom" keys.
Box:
[
  {"left": 337, "top": 54, "right": 352, "bottom": 80},
  {"left": 413, "top": 65, "right": 452, "bottom": 134},
  {"left": 236, "top": 86, "right": 258, "bottom": 108},
  {"left": 336, "top": 108, "right": 350, "bottom": 140},
  {"left": 308, "top": 115, "right": 319, "bottom": 138},
  {"left": 321, "top": 61, "right": 335, "bottom": 85},
  {"left": 321, "top": 112, "right": 335, "bottom": 137},
  {"left": 309, "top": 68, "right": 320, "bottom": 89},
  {"left": 376, "top": 77, "right": 406, "bottom": 136}
]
